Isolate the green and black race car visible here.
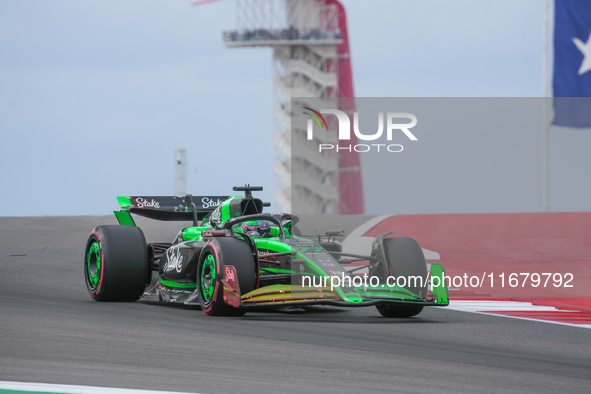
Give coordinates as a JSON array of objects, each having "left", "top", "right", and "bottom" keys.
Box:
[{"left": 84, "top": 185, "right": 448, "bottom": 317}]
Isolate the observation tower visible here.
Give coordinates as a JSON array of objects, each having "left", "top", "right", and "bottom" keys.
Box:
[{"left": 221, "top": 0, "right": 364, "bottom": 214}]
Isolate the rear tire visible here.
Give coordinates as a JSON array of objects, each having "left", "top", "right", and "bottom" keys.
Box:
[
  {"left": 84, "top": 225, "right": 149, "bottom": 301},
  {"left": 374, "top": 237, "right": 427, "bottom": 318},
  {"left": 197, "top": 237, "right": 256, "bottom": 316}
]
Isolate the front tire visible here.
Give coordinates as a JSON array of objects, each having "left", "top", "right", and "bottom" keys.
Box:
[
  {"left": 374, "top": 237, "right": 427, "bottom": 318},
  {"left": 376, "top": 304, "right": 423, "bottom": 318},
  {"left": 84, "top": 225, "right": 149, "bottom": 301},
  {"left": 197, "top": 237, "right": 256, "bottom": 316}
]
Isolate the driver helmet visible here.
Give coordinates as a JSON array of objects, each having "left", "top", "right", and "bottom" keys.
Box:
[{"left": 241, "top": 220, "right": 271, "bottom": 238}]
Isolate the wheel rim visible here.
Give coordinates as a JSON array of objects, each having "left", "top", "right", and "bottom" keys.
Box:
[
  {"left": 201, "top": 254, "right": 216, "bottom": 302},
  {"left": 87, "top": 241, "right": 101, "bottom": 289}
]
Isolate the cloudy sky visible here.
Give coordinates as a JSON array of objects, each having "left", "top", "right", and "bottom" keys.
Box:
[{"left": 1, "top": 0, "right": 588, "bottom": 217}]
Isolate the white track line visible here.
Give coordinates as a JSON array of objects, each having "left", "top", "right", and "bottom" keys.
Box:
[
  {"left": 342, "top": 215, "right": 440, "bottom": 261},
  {"left": 341, "top": 214, "right": 393, "bottom": 252},
  {"left": 448, "top": 300, "right": 557, "bottom": 312},
  {"left": 0, "top": 381, "right": 199, "bottom": 394},
  {"left": 448, "top": 300, "right": 591, "bottom": 329}
]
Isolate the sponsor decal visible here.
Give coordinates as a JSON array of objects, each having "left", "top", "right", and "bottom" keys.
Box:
[
  {"left": 164, "top": 248, "right": 184, "bottom": 273},
  {"left": 202, "top": 230, "right": 228, "bottom": 238},
  {"left": 225, "top": 266, "right": 235, "bottom": 282},
  {"left": 201, "top": 197, "right": 224, "bottom": 209},
  {"left": 135, "top": 198, "right": 160, "bottom": 209},
  {"left": 304, "top": 107, "right": 418, "bottom": 153},
  {"left": 169, "top": 288, "right": 192, "bottom": 294}
]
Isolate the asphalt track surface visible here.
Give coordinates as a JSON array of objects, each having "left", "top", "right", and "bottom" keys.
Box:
[{"left": 1, "top": 216, "right": 590, "bottom": 394}]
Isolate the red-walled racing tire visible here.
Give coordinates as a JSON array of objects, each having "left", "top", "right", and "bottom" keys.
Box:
[
  {"left": 84, "top": 225, "right": 149, "bottom": 301},
  {"left": 197, "top": 237, "right": 256, "bottom": 316}
]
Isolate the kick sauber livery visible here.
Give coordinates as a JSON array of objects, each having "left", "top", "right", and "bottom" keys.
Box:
[{"left": 84, "top": 185, "right": 448, "bottom": 317}]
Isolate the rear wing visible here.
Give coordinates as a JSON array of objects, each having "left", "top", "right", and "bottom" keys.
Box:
[{"left": 114, "top": 195, "right": 230, "bottom": 225}]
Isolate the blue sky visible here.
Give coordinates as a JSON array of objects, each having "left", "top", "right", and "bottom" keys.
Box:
[{"left": 2, "top": 0, "right": 584, "bottom": 217}]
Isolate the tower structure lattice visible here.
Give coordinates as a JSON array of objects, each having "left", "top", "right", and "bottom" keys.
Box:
[{"left": 223, "top": 0, "right": 364, "bottom": 214}]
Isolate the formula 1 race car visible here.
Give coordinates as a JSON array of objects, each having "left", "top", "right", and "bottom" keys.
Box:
[{"left": 84, "top": 185, "right": 448, "bottom": 317}]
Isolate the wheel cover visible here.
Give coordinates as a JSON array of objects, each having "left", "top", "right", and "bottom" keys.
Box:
[
  {"left": 201, "top": 254, "right": 216, "bottom": 302},
  {"left": 87, "top": 241, "right": 101, "bottom": 288}
]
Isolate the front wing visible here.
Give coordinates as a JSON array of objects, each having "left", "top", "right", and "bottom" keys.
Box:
[{"left": 221, "top": 263, "right": 449, "bottom": 309}]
